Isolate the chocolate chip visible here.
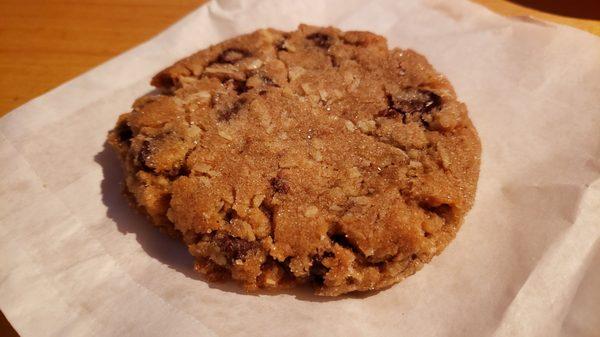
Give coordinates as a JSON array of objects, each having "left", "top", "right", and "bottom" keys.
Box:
[
  {"left": 215, "top": 48, "right": 251, "bottom": 64},
  {"left": 176, "top": 164, "right": 191, "bottom": 177},
  {"left": 306, "top": 32, "right": 333, "bottom": 48},
  {"left": 137, "top": 140, "right": 154, "bottom": 171},
  {"left": 218, "top": 97, "right": 247, "bottom": 121},
  {"left": 115, "top": 122, "right": 133, "bottom": 142},
  {"left": 224, "top": 208, "right": 237, "bottom": 223},
  {"left": 231, "top": 80, "right": 248, "bottom": 95},
  {"left": 270, "top": 177, "right": 290, "bottom": 194},
  {"left": 308, "top": 256, "right": 330, "bottom": 286},
  {"left": 328, "top": 232, "right": 353, "bottom": 250},
  {"left": 152, "top": 72, "right": 176, "bottom": 89},
  {"left": 378, "top": 94, "right": 400, "bottom": 118},
  {"left": 215, "top": 235, "right": 260, "bottom": 262},
  {"left": 379, "top": 89, "right": 442, "bottom": 125},
  {"left": 328, "top": 230, "right": 362, "bottom": 255}
]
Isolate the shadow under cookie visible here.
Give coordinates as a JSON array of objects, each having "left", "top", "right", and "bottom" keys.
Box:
[{"left": 95, "top": 142, "right": 359, "bottom": 302}]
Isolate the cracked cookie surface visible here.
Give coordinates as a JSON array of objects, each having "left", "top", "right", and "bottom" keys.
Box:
[{"left": 108, "top": 24, "right": 481, "bottom": 296}]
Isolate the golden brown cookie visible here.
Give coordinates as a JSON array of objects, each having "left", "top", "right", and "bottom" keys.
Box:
[{"left": 108, "top": 24, "right": 481, "bottom": 296}]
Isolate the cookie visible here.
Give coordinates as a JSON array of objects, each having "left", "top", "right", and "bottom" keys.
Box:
[{"left": 108, "top": 24, "right": 481, "bottom": 296}]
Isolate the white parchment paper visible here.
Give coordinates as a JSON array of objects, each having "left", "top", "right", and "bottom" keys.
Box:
[{"left": 1, "top": 0, "right": 599, "bottom": 336}]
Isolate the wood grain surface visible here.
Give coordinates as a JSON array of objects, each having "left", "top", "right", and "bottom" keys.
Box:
[{"left": 0, "top": 1, "right": 598, "bottom": 336}]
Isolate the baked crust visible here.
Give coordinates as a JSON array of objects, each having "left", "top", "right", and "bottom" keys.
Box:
[{"left": 108, "top": 24, "right": 481, "bottom": 296}]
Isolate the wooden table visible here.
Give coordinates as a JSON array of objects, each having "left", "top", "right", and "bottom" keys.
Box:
[{"left": 0, "top": 0, "right": 598, "bottom": 335}]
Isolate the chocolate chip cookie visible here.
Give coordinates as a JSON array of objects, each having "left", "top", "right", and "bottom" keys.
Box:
[{"left": 108, "top": 24, "right": 481, "bottom": 296}]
